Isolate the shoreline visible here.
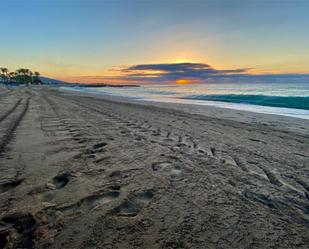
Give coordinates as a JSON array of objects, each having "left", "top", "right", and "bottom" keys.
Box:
[
  {"left": 60, "top": 85, "right": 309, "bottom": 120},
  {"left": 60, "top": 87, "right": 309, "bottom": 136}
]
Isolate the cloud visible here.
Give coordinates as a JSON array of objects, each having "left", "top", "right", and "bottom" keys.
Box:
[
  {"left": 115, "top": 62, "right": 251, "bottom": 82},
  {"left": 72, "top": 62, "right": 309, "bottom": 84},
  {"left": 122, "top": 63, "right": 214, "bottom": 73}
]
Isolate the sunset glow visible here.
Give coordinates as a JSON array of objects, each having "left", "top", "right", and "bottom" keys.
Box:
[
  {"left": 1, "top": 1, "right": 309, "bottom": 84},
  {"left": 176, "top": 79, "right": 192, "bottom": 85}
]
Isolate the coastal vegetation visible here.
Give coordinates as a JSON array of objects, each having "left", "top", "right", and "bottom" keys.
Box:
[{"left": 0, "top": 67, "right": 41, "bottom": 85}]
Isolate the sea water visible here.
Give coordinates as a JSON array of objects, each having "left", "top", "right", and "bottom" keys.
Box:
[{"left": 62, "top": 82, "right": 309, "bottom": 120}]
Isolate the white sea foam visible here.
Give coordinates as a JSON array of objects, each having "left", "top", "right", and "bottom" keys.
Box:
[{"left": 61, "top": 83, "right": 309, "bottom": 120}]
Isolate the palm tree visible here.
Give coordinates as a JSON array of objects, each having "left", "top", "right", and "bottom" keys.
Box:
[
  {"left": 34, "top": 72, "right": 41, "bottom": 84},
  {"left": 0, "top": 67, "right": 41, "bottom": 85},
  {"left": 15, "top": 68, "right": 24, "bottom": 83},
  {"left": 15, "top": 68, "right": 32, "bottom": 85},
  {"left": 9, "top": 72, "right": 15, "bottom": 83},
  {"left": 0, "top": 67, "right": 9, "bottom": 84},
  {"left": 29, "top": 71, "right": 33, "bottom": 85}
]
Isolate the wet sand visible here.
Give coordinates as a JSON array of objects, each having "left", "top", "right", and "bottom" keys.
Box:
[{"left": 0, "top": 86, "right": 308, "bottom": 248}]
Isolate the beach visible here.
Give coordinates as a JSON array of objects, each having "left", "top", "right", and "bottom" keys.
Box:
[{"left": 0, "top": 86, "right": 308, "bottom": 248}]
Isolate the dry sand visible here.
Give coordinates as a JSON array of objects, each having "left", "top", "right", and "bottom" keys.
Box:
[{"left": 0, "top": 86, "right": 308, "bottom": 249}]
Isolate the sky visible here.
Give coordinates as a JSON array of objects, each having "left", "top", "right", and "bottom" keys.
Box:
[{"left": 1, "top": 0, "right": 309, "bottom": 84}]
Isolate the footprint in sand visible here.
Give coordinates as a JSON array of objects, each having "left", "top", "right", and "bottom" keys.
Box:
[
  {"left": 93, "top": 142, "right": 107, "bottom": 149},
  {"left": 151, "top": 162, "right": 184, "bottom": 181},
  {"left": 151, "top": 161, "right": 171, "bottom": 171},
  {"left": 169, "top": 169, "right": 184, "bottom": 181},
  {"left": 0, "top": 212, "right": 36, "bottom": 248},
  {"left": 80, "top": 190, "right": 120, "bottom": 210},
  {"left": 52, "top": 173, "right": 70, "bottom": 189},
  {"left": 113, "top": 190, "right": 154, "bottom": 217},
  {"left": 0, "top": 179, "right": 23, "bottom": 194},
  {"left": 56, "top": 187, "right": 121, "bottom": 217}
]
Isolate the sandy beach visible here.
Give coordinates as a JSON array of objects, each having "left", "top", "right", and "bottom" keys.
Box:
[{"left": 0, "top": 86, "right": 308, "bottom": 249}]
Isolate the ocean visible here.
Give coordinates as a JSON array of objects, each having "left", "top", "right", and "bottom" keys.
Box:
[{"left": 62, "top": 82, "right": 309, "bottom": 120}]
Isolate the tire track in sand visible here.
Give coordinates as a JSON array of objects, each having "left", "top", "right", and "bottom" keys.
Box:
[
  {"left": 0, "top": 98, "right": 22, "bottom": 123},
  {"left": 0, "top": 97, "right": 31, "bottom": 155}
]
